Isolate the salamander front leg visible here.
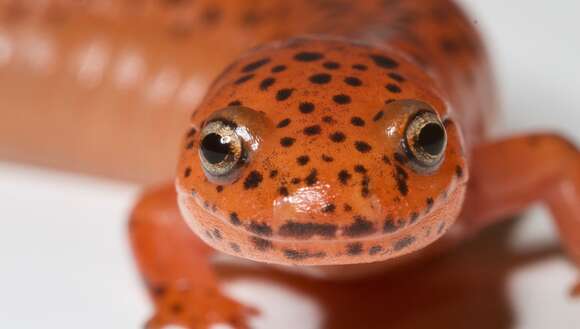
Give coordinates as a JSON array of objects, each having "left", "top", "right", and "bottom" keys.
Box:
[
  {"left": 129, "top": 185, "right": 256, "bottom": 328},
  {"left": 462, "top": 133, "right": 580, "bottom": 295}
]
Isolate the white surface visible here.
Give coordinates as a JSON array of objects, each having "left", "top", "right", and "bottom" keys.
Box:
[
  {"left": 223, "top": 278, "right": 323, "bottom": 329},
  {"left": 1, "top": 1, "right": 579, "bottom": 328},
  {"left": 0, "top": 165, "right": 148, "bottom": 327}
]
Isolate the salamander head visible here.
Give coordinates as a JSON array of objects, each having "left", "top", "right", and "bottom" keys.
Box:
[{"left": 176, "top": 38, "right": 468, "bottom": 265}]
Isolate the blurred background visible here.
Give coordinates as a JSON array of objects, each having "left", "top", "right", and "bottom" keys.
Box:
[{"left": 1, "top": 0, "right": 579, "bottom": 328}]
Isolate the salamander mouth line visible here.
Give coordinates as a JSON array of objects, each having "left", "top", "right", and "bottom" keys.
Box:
[
  {"left": 204, "top": 210, "right": 432, "bottom": 244},
  {"left": 179, "top": 178, "right": 463, "bottom": 246}
]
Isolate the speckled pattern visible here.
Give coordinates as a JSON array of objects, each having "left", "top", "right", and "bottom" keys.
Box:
[{"left": 171, "top": 0, "right": 491, "bottom": 265}]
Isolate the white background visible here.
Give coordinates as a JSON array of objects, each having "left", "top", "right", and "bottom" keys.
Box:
[{"left": 1, "top": 1, "right": 579, "bottom": 328}]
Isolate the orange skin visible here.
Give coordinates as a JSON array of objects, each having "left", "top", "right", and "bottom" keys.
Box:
[{"left": 1, "top": 0, "right": 578, "bottom": 328}]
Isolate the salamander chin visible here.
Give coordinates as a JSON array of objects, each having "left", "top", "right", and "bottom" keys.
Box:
[{"left": 177, "top": 176, "right": 466, "bottom": 265}]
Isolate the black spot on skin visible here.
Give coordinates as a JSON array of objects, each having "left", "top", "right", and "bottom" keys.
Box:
[
  {"left": 350, "top": 116, "right": 365, "bottom": 127},
  {"left": 386, "top": 83, "right": 402, "bottom": 93},
  {"left": 383, "top": 218, "right": 404, "bottom": 233},
  {"left": 394, "top": 236, "right": 416, "bottom": 251},
  {"left": 243, "top": 170, "right": 263, "bottom": 189},
  {"left": 338, "top": 170, "right": 352, "bottom": 185},
  {"left": 329, "top": 131, "right": 346, "bottom": 143},
  {"left": 410, "top": 212, "right": 419, "bottom": 224},
  {"left": 344, "top": 77, "right": 362, "bottom": 87},
  {"left": 347, "top": 243, "right": 363, "bottom": 256},
  {"left": 370, "top": 54, "right": 399, "bottom": 69},
  {"left": 369, "top": 245, "right": 383, "bottom": 255},
  {"left": 184, "top": 167, "right": 191, "bottom": 178},
  {"left": 230, "top": 243, "right": 241, "bottom": 252},
  {"left": 394, "top": 152, "right": 407, "bottom": 164},
  {"left": 284, "top": 249, "right": 326, "bottom": 260},
  {"left": 149, "top": 284, "right": 168, "bottom": 300},
  {"left": 296, "top": 155, "right": 310, "bottom": 166},
  {"left": 299, "top": 102, "right": 315, "bottom": 114},
  {"left": 278, "top": 186, "right": 289, "bottom": 196},
  {"left": 354, "top": 141, "right": 372, "bottom": 153},
  {"left": 322, "top": 116, "right": 334, "bottom": 124},
  {"left": 280, "top": 137, "right": 296, "bottom": 147},
  {"left": 373, "top": 111, "right": 384, "bottom": 121},
  {"left": 440, "top": 38, "right": 460, "bottom": 54},
  {"left": 260, "top": 77, "right": 276, "bottom": 90},
  {"left": 321, "top": 204, "right": 336, "bottom": 213},
  {"left": 235, "top": 74, "right": 254, "bottom": 84},
  {"left": 269, "top": 170, "right": 279, "bottom": 178},
  {"left": 426, "top": 197, "right": 434, "bottom": 212},
  {"left": 294, "top": 52, "right": 324, "bottom": 62},
  {"left": 276, "top": 118, "right": 291, "bottom": 128},
  {"left": 309, "top": 73, "right": 332, "bottom": 84},
  {"left": 271, "top": 65, "right": 287, "bottom": 73},
  {"left": 305, "top": 169, "right": 318, "bottom": 186},
  {"left": 321, "top": 154, "right": 334, "bottom": 162},
  {"left": 170, "top": 303, "right": 184, "bottom": 314},
  {"left": 344, "top": 216, "right": 376, "bottom": 237},
  {"left": 352, "top": 64, "right": 368, "bottom": 71},
  {"left": 212, "top": 228, "right": 222, "bottom": 240},
  {"left": 276, "top": 88, "right": 294, "bottom": 101},
  {"left": 228, "top": 100, "right": 242, "bottom": 106},
  {"left": 344, "top": 204, "right": 353, "bottom": 212},
  {"left": 216, "top": 185, "right": 223, "bottom": 193},
  {"left": 303, "top": 125, "right": 321, "bottom": 136},
  {"left": 230, "top": 212, "right": 242, "bottom": 226},
  {"left": 241, "top": 9, "right": 262, "bottom": 27},
  {"left": 382, "top": 155, "right": 391, "bottom": 165},
  {"left": 361, "top": 175, "right": 370, "bottom": 197},
  {"left": 388, "top": 72, "right": 405, "bottom": 82},
  {"left": 200, "top": 6, "right": 222, "bottom": 25},
  {"left": 354, "top": 165, "right": 367, "bottom": 174},
  {"left": 455, "top": 165, "right": 464, "bottom": 178},
  {"left": 291, "top": 177, "right": 301, "bottom": 185},
  {"left": 251, "top": 237, "right": 273, "bottom": 251},
  {"left": 186, "top": 127, "right": 197, "bottom": 138},
  {"left": 242, "top": 58, "right": 271, "bottom": 73},
  {"left": 248, "top": 221, "right": 273, "bottom": 236},
  {"left": 323, "top": 61, "right": 340, "bottom": 69},
  {"left": 394, "top": 165, "right": 409, "bottom": 196},
  {"left": 279, "top": 221, "right": 337, "bottom": 239},
  {"left": 333, "top": 94, "right": 351, "bottom": 105}
]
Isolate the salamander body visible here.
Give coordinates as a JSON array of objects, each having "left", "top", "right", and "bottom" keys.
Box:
[{"left": 1, "top": 1, "right": 579, "bottom": 328}]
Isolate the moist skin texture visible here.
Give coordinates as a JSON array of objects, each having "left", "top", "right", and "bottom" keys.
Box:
[{"left": 3, "top": 1, "right": 579, "bottom": 328}]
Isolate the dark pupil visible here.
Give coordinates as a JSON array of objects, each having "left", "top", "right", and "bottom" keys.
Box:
[
  {"left": 416, "top": 123, "right": 445, "bottom": 156},
  {"left": 201, "top": 133, "right": 231, "bottom": 164}
]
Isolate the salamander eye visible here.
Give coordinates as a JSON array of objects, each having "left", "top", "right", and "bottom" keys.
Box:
[
  {"left": 199, "top": 120, "right": 245, "bottom": 178},
  {"left": 404, "top": 110, "right": 447, "bottom": 170}
]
